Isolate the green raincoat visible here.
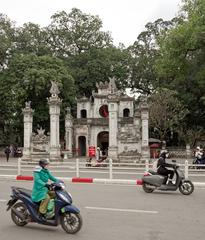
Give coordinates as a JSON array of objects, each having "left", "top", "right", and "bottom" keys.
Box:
[{"left": 31, "top": 166, "right": 58, "bottom": 202}]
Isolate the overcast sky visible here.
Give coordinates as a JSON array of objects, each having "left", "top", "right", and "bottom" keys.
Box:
[{"left": 0, "top": 0, "right": 182, "bottom": 46}]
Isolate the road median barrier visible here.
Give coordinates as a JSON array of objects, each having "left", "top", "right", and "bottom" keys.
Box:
[
  {"left": 0, "top": 174, "right": 205, "bottom": 188},
  {"left": 16, "top": 175, "right": 33, "bottom": 181},
  {"left": 72, "top": 177, "right": 93, "bottom": 183}
]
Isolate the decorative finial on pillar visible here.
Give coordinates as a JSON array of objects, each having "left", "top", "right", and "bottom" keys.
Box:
[
  {"left": 66, "top": 107, "right": 71, "bottom": 115},
  {"left": 109, "top": 77, "right": 117, "bottom": 94},
  {"left": 25, "top": 101, "right": 31, "bottom": 108},
  {"left": 65, "top": 106, "right": 72, "bottom": 118},
  {"left": 22, "top": 101, "right": 34, "bottom": 114},
  {"left": 110, "top": 65, "right": 114, "bottom": 72},
  {"left": 50, "top": 81, "right": 60, "bottom": 97}
]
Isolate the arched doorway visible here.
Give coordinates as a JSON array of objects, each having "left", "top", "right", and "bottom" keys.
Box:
[
  {"left": 78, "top": 136, "right": 86, "bottom": 156},
  {"left": 97, "top": 131, "right": 109, "bottom": 156}
]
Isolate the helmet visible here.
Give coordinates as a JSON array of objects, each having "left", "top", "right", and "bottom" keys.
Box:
[
  {"left": 39, "top": 159, "right": 50, "bottom": 168},
  {"left": 160, "top": 150, "right": 169, "bottom": 158}
]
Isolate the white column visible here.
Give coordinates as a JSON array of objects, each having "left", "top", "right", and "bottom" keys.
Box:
[
  {"left": 65, "top": 127, "right": 73, "bottom": 156},
  {"left": 109, "top": 111, "right": 118, "bottom": 146},
  {"left": 22, "top": 102, "right": 34, "bottom": 160},
  {"left": 140, "top": 97, "right": 150, "bottom": 160},
  {"left": 48, "top": 95, "right": 61, "bottom": 161},
  {"left": 142, "top": 117, "right": 149, "bottom": 147},
  {"left": 108, "top": 94, "right": 118, "bottom": 159},
  {"left": 65, "top": 107, "right": 73, "bottom": 157}
]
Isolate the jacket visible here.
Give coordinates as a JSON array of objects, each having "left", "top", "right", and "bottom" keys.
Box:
[
  {"left": 157, "top": 157, "right": 174, "bottom": 171},
  {"left": 31, "top": 166, "right": 58, "bottom": 202}
]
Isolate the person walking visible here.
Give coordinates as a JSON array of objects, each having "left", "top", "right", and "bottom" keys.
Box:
[
  {"left": 96, "top": 147, "right": 100, "bottom": 161},
  {"left": 4, "top": 146, "right": 11, "bottom": 162}
]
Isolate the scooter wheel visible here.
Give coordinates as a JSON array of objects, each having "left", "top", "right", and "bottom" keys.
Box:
[
  {"left": 60, "top": 212, "right": 83, "bottom": 234},
  {"left": 179, "top": 180, "right": 194, "bottom": 195},
  {"left": 142, "top": 183, "right": 154, "bottom": 193},
  {"left": 11, "top": 202, "right": 28, "bottom": 226}
]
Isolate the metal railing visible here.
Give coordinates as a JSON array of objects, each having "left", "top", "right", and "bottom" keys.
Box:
[
  {"left": 17, "top": 158, "right": 205, "bottom": 180},
  {"left": 1, "top": 158, "right": 205, "bottom": 180}
]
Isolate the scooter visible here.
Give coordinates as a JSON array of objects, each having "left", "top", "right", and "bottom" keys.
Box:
[
  {"left": 141, "top": 162, "right": 194, "bottom": 195},
  {"left": 6, "top": 182, "right": 82, "bottom": 234},
  {"left": 192, "top": 156, "right": 205, "bottom": 169}
]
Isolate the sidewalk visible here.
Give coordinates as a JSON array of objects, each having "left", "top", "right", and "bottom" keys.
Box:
[{"left": 0, "top": 156, "right": 18, "bottom": 165}]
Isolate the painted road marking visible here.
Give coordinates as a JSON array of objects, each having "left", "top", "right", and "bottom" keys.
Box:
[
  {"left": 0, "top": 199, "right": 7, "bottom": 202},
  {"left": 85, "top": 206, "right": 158, "bottom": 214}
]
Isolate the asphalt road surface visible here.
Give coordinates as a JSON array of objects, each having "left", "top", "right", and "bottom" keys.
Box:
[{"left": 0, "top": 180, "right": 205, "bottom": 240}]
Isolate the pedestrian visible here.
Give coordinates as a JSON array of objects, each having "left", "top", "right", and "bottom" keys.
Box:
[
  {"left": 86, "top": 157, "right": 92, "bottom": 167},
  {"left": 5, "top": 146, "right": 11, "bottom": 162},
  {"left": 96, "top": 147, "right": 100, "bottom": 161},
  {"left": 10, "top": 144, "right": 14, "bottom": 157},
  {"left": 194, "top": 146, "right": 203, "bottom": 159}
]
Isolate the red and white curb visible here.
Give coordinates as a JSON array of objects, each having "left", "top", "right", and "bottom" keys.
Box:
[
  {"left": 0, "top": 175, "right": 205, "bottom": 187},
  {"left": 15, "top": 175, "right": 143, "bottom": 185},
  {"left": 0, "top": 175, "right": 143, "bottom": 185}
]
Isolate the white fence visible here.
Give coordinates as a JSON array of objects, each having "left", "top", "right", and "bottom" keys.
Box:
[{"left": 0, "top": 158, "right": 205, "bottom": 180}]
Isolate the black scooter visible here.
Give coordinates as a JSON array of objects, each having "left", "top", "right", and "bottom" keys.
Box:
[{"left": 141, "top": 162, "right": 194, "bottom": 195}]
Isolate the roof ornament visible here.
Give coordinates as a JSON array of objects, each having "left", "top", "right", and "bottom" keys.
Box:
[{"left": 50, "top": 81, "right": 60, "bottom": 97}]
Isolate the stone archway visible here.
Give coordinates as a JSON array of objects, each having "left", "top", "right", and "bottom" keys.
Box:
[
  {"left": 97, "top": 131, "right": 109, "bottom": 156},
  {"left": 78, "top": 136, "right": 86, "bottom": 156}
]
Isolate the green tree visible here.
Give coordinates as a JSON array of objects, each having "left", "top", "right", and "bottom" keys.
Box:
[
  {"left": 156, "top": 0, "right": 205, "bottom": 129},
  {"left": 0, "top": 71, "right": 16, "bottom": 144},
  {"left": 15, "top": 22, "right": 52, "bottom": 56},
  {"left": 149, "top": 88, "right": 189, "bottom": 142},
  {"left": 128, "top": 18, "right": 180, "bottom": 94},
  {"left": 0, "top": 14, "right": 16, "bottom": 70},
  {"left": 47, "top": 8, "right": 113, "bottom": 57},
  {"left": 2, "top": 54, "right": 75, "bottom": 143},
  {"left": 68, "top": 47, "right": 130, "bottom": 96}
]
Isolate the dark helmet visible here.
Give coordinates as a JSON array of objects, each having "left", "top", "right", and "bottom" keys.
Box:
[
  {"left": 160, "top": 150, "right": 169, "bottom": 158},
  {"left": 39, "top": 159, "right": 50, "bottom": 168}
]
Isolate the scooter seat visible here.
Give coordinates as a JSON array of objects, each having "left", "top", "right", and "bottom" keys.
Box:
[
  {"left": 17, "top": 188, "right": 32, "bottom": 198},
  {"left": 148, "top": 170, "right": 158, "bottom": 175}
]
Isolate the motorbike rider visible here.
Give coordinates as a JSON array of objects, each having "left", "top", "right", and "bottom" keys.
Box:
[
  {"left": 194, "top": 146, "right": 204, "bottom": 160},
  {"left": 157, "top": 150, "right": 175, "bottom": 185},
  {"left": 31, "top": 159, "right": 59, "bottom": 219}
]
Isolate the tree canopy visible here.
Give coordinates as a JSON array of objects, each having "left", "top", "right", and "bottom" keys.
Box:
[
  {"left": 155, "top": 0, "right": 205, "bottom": 141},
  {"left": 47, "top": 8, "right": 113, "bottom": 56},
  {"left": 0, "top": 2, "right": 205, "bottom": 146}
]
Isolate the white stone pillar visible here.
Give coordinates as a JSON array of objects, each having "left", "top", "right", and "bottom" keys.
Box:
[
  {"left": 48, "top": 82, "right": 62, "bottom": 161},
  {"left": 108, "top": 94, "right": 119, "bottom": 160},
  {"left": 65, "top": 107, "right": 73, "bottom": 157},
  {"left": 140, "top": 96, "right": 150, "bottom": 160},
  {"left": 22, "top": 102, "right": 34, "bottom": 160}
]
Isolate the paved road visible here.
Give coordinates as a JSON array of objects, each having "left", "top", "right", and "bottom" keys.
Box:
[{"left": 0, "top": 180, "right": 205, "bottom": 240}]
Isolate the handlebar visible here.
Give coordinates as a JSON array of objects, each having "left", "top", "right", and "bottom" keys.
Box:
[
  {"left": 50, "top": 182, "right": 65, "bottom": 191},
  {"left": 173, "top": 164, "right": 179, "bottom": 169}
]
